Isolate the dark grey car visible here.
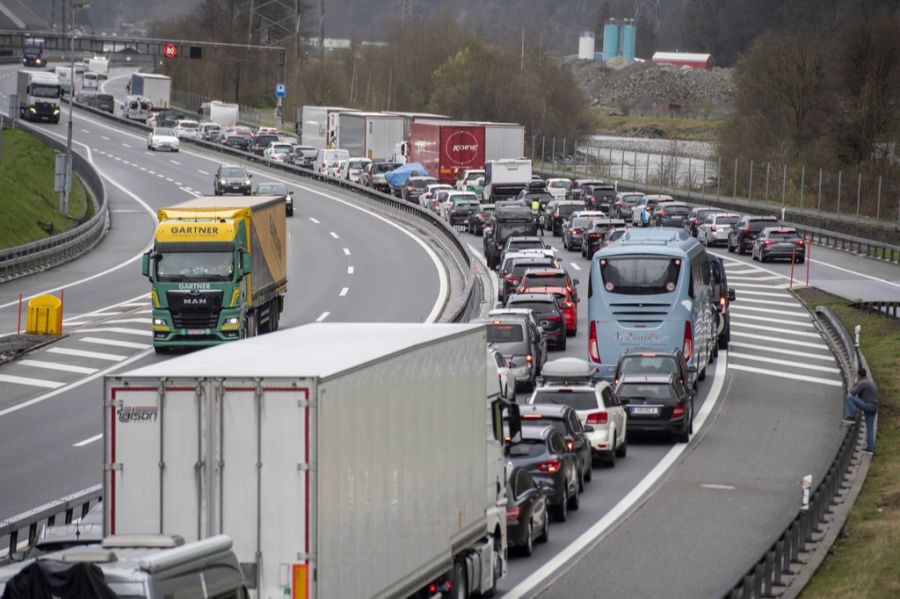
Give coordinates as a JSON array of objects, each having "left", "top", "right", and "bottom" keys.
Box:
[
  {"left": 506, "top": 293, "right": 567, "bottom": 351},
  {"left": 508, "top": 426, "right": 581, "bottom": 522},
  {"left": 214, "top": 165, "right": 251, "bottom": 195}
]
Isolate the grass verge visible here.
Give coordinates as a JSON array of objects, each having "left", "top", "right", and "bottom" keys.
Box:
[
  {"left": 794, "top": 288, "right": 900, "bottom": 598},
  {"left": 590, "top": 112, "right": 723, "bottom": 142},
  {"left": 0, "top": 128, "right": 90, "bottom": 249}
]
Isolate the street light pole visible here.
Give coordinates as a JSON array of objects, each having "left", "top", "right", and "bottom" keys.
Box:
[{"left": 64, "top": 1, "right": 88, "bottom": 215}]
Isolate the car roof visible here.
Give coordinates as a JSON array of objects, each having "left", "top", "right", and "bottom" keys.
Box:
[
  {"left": 488, "top": 309, "right": 536, "bottom": 321},
  {"left": 618, "top": 373, "right": 676, "bottom": 384},
  {"left": 508, "top": 236, "right": 544, "bottom": 243},
  {"left": 522, "top": 267, "right": 565, "bottom": 276},
  {"left": 507, "top": 293, "right": 557, "bottom": 303},
  {"left": 761, "top": 226, "right": 798, "bottom": 233},
  {"left": 619, "top": 349, "right": 680, "bottom": 360},
  {"left": 520, "top": 425, "right": 554, "bottom": 440},
  {"left": 520, "top": 403, "right": 574, "bottom": 419}
]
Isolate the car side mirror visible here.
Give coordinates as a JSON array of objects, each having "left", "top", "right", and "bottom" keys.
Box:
[
  {"left": 248, "top": 174, "right": 253, "bottom": 178},
  {"left": 573, "top": 279, "right": 580, "bottom": 285},
  {"left": 728, "top": 288, "right": 736, "bottom": 302},
  {"left": 141, "top": 252, "right": 151, "bottom": 278}
]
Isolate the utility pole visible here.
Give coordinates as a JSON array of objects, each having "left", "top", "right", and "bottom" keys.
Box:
[{"left": 64, "top": 1, "right": 89, "bottom": 215}]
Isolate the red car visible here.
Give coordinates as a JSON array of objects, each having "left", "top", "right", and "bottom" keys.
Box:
[
  {"left": 515, "top": 269, "right": 580, "bottom": 335},
  {"left": 525, "top": 286, "right": 578, "bottom": 335}
]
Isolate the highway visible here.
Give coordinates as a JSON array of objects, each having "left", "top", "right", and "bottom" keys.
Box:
[{"left": 1, "top": 63, "right": 898, "bottom": 597}]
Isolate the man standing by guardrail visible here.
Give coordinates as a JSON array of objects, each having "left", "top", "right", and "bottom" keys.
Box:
[{"left": 843, "top": 367, "right": 879, "bottom": 454}]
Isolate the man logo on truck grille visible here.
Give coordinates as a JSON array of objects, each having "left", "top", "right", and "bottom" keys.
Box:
[
  {"left": 117, "top": 406, "right": 159, "bottom": 423},
  {"left": 444, "top": 130, "right": 479, "bottom": 166}
]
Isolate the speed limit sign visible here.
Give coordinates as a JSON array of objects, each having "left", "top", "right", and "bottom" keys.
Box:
[{"left": 162, "top": 43, "right": 177, "bottom": 58}]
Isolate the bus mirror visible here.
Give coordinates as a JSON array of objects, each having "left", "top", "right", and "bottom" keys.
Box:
[{"left": 141, "top": 252, "right": 151, "bottom": 278}]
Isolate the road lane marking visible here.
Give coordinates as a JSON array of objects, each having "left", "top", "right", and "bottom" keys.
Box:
[
  {"left": 80, "top": 128, "right": 90, "bottom": 133},
  {"left": 729, "top": 281, "right": 789, "bottom": 289},
  {"left": 121, "top": 142, "right": 131, "bottom": 148},
  {"left": 343, "top": 248, "right": 351, "bottom": 255},
  {"left": 139, "top": 166, "right": 146, "bottom": 171},
  {"left": 329, "top": 231, "right": 339, "bottom": 239},
  {"left": 47, "top": 347, "right": 126, "bottom": 362},
  {"left": 165, "top": 177, "right": 173, "bottom": 181},
  {"left": 170, "top": 159, "right": 181, "bottom": 165},
  {"left": 727, "top": 341, "right": 834, "bottom": 361},
  {"left": 197, "top": 169, "right": 209, "bottom": 175},
  {"left": 339, "top": 287, "right": 348, "bottom": 296},
  {"left": 316, "top": 312, "right": 329, "bottom": 322},
  {"left": 729, "top": 364, "right": 842, "bottom": 386},
  {"left": 701, "top": 484, "right": 736, "bottom": 491},
  {"left": 104, "top": 318, "right": 152, "bottom": 324},
  {"left": 0, "top": 374, "right": 65, "bottom": 389},
  {"left": 728, "top": 352, "right": 840, "bottom": 373},
  {"left": 504, "top": 352, "right": 729, "bottom": 598},
  {"left": 730, "top": 331, "right": 829, "bottom": 350},
  {"left": 731, "top": 289, "right": 792, "bottom": 298},
  {"left": 727, "top": 274, "right": 784, "bottom": 281},
  {"left": 730, "top": 322, "right": 821, "bottom": 338},
  {"left": 80, "top": 337, "right": 151, "bottom": 350},
  {"left": 728, "top": 305, "right": 808, "bottom": 317},
  {"left": 809, "top": 258, "right": 900, "bottom": 288},
  {"left": 730, "top": 313, "right": 814, "bottom": 328},
  {"left": 347, "top": 266, "right": 354, "bottom": 274},
  {"left": 0, "top": 349, "right": 152, "bottom": 419},
  {"left": 19, "top": 360, "right": 99, "bottom": 375},
  {"left": 733, "top": 296, "right": 800, "bottom": 308},
  {"left": 570, "top": 263, "right": 581, "bottom": 271},
  {"left": 73, "top": 434, "right": 102, "bottom": 447},
  {"left": 100, "top": 135, "right": 109, "bottom": 140},
  {"left": 75, "top": 327, "right": 152, "bottom": 337},
  {"left": 309, "top": 217, "right": 320, "bottom": 224}
]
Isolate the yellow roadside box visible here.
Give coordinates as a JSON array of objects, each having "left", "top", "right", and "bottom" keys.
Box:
[{"left": 26, "top": 294, "right": 62, "bottom": 336}]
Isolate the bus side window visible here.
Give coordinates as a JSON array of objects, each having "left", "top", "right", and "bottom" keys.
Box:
[{"left": 588, "top": 265, "right": 593, "bottom": 298}]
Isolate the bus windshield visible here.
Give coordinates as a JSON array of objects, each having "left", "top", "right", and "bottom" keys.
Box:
[{"left": 600, "top": 256, "right": 681, "bottom": 295}]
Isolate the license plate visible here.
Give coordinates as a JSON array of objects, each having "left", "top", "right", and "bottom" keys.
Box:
[
  {"left": 631, "top": 406, "right": 659, "bottom": 416},
  {"left": 184, "top": 329, "right": 210, "bottom": 336}
]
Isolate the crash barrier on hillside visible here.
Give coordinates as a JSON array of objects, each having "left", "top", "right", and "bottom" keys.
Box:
[
  {"left": 849, "top": 300, "right": 900, "bottom": 320},
  {"left": 724, "top": 306, "right": 870, "bottom": 598},
  {"left": 0, "top": 123, "right": 109, "bottom": 283},
  {"left": 64, "top": 98, "right": 481, "bottom": 323},
  {"left": 0, "top": 485, "right": 102, "bottom": 561}
]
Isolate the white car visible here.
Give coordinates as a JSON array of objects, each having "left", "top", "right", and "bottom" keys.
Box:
[
  {"left": 173, "top": 120, "right": 200, "bottom": 140},
  {"left": 315, "top": 149, "right": 350, "bottom": 177},
  {"left": 698, "top": 212, "right": 742, "bottom": 247},
  {"left": 440, "top": 191, "right": 480, "bottom": 220},
  {"left": 421, "top": 183, "right": 453, "bottom": 209},
  {"left": 82, "top": 71, "right": 99, "bottom": 90},
  {"left": 545, "top": 178, "right": 572, "bottom": 200},
  {"left": 345, "top": 158, "right": 372, "bottom": 183},
  {"left": 528, "top": 383, "right": 628, "bottom": 465},
  {"left": 263, "top": 142, "right": 293, "bottom": 162},
  {"left": 147, "top": 127, "right": 180, "bottom": 152},
  {"left": 456, "top": 169, "right": 485, "bottom": 191}
]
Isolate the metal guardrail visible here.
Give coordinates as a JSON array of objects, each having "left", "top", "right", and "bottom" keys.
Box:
[
  {"left": 0, "top": 123, "right": 109, "bottom": 283},
  {"left": 724, "top": 306, "right": 865, "bottom": 598},
  {"left": 849, "top": 300, "right": 900, "bottom": 320},
  {"left": 0, "top": 485, "right": 102, "bottom": 561},
  {"left": 66, "top": 98, "right": 479, "bottom": 322}
]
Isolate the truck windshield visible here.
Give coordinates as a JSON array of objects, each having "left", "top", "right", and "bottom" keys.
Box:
[
  {"left": 156, "top": 252, "right": 234, "bottom": 281},
  {"left": 31, "top": 85, "right": 60, "bottom": 98},
  {"left": 600, "top": 256, "right": 681, "bottom": 295}
]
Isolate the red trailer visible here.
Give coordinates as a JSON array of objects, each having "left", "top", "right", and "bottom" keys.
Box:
[{"left": 408, "top": 120, "right": 486, "bottom": 185}]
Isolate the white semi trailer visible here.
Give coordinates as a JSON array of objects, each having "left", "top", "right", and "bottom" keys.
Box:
[
  {"left": 16, "top": 70, "right": 61, "bottom": 123},
  {"left": 104, "top": 323, "right": 519, "bottom": 599}
]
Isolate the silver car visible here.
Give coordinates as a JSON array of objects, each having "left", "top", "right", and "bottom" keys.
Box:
[{"left": 698, "top": 212, "right": 742, "bottom": 247}]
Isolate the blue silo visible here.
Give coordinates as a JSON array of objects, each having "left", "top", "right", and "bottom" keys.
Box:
[
  {"left": 622, "top": 20, "right": 637, "bottom": 61},
  {"left": 603, "top": 19, "right": 619, "bottom": 60}
]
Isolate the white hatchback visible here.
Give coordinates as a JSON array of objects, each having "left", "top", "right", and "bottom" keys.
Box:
[
  {"left": 528, "top": 384, "right": 628, "bottom": 465},
  {"left": 174, "top": 120, "right": 200, "bottom": 139}
]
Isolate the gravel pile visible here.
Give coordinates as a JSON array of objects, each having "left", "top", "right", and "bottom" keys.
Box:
[{"left": 565, "top": 58, "right": 735, "bottom": 116}]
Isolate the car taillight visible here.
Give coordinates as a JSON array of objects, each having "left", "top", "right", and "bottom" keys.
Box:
[
  {"left": 672, "top": 404, "right": 685, "bottom": 420},
  {"left": 526, "top": 354, "right": 533, "bottom": 365},
  {"left": 506, "top": 505, "right": 521, "bottom": 521},
  {"left": 589, "top": 321, "right": 601, "bottom": 363},
  {"left": 572, "top": 229, "right": 581, "bottom": 234},
  {"left": 763, "top": 239, "right": 774, "bottom": 245},
  {"left": 588, "top": 232, "right": 601, "bottom": 238},
  {"left": 521, "top": 413, "right": 543, "bottom": 420},
  {"left": 720, "top": 295, "right": 727, "bottom": 309},
  {"left": 587, "top": 412, "right": 608, "bottom": 424},
  {"left": 406, "top": 185, "right": 413, "bottom": 192},
  {"left": 659, "top": 211, "right": 667, "bottom": 217},
  {"left": 710, "top": 225, "right": 717, "bottom": 231},
  {"left": 683, "top": 320, "right": 693, "bottom": 362},
  {"left": 565, "top": 438, "right": 575, "bottom": 452},
  {"left": 794, "top": 239, "right": 805, "bottom": 245},
  {"left": 536, "top": 460, "right": 560, "bottom": 473}
]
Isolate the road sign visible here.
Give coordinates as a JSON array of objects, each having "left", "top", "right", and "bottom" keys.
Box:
[
  {"left": 162, "top": 43, "right": 177, "bottom": 58},
  {"left": 275, "top": 83, "right": 285, "bottom": 98}
]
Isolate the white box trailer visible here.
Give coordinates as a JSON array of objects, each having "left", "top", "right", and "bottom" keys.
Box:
[
  {"left": 484, "top": 158, "right": 533, "bottom": 201},
  {"left": 300, "top": 105, "right": 353, "bottom": 150},
  {"left": 483, "top": 123, "right": 526, "bottom": 161},
  {"left": 201, "top": 100, "right": 239, "bottom": 127},
  {"left": 130, "top": 73, "right": 171, "bottom": 109},
  {"left": 104, "top": 323, "right": 513, "bottom": 599},
  {"left": 337, "top": 112, "right": 405, "bottom": 160},
  {"left": 88, "top": 56, "right": 109, "bottom": 79}
]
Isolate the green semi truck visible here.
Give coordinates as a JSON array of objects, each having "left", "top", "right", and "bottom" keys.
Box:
[{"left": 142, "top": 196, "right": 287, "bottom": 352}]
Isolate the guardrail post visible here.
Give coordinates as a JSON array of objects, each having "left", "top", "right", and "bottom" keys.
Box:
[
  {"left": 764, "top": 162, "right": 770, "bottom": 203},
  {"left": 817, "top": 168, "right": 823, "bottom": 213},
  {"left": 836, "top": 170, "right": 842, "bottom": 215},
  {"left": 763, "top": 550, "right": 775, "bottom": 595},
  {"left": 717, "top": 156, "right": 722, "bottom": 200},
  {"left": 748, "top": 159, "right": 753, "bottom": 205},
  {"left": 856, "top": 172, "right": 862, "bottom": 221},
  {"left": 774, "top": 539, "right": 785, "bottom": 583},
  {"left": 741, "top": 574, "right": 753, "bottom": 599}
]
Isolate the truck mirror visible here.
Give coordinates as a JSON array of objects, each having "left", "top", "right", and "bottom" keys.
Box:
[
  {"left": 240, "top": 250, "right": 252, "bottom": 276},
  {"left": 141, "top": 252, "right": 151, "bottom": 278},
  {"left": 728, "top": 288, "right": 736, "bottom": 302},
  {"left": 506, "top": 401, "right": 522, "bottom": 446}
]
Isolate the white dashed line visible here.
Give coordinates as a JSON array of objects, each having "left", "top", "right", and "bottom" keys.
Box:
[
  {"left": 347, "top": 266, "right": 354, "bottom": 274},
  {"left": 309, "top": 217, "right": 320, "bottom": 224},
  {"left": 122, "top": 142, "right": 131, "bottom": 148},
  {"left": 197, "top": 169, "right": 209, "bottom": 176},
  {"left": 170, "top": 160, "right": 181, "bottom": 165},
  {"left": 316, "top": 312, "right": 330, "bottom": 322},
  {"left": 329, "top": 231, "right": 339, "bottom": 239},
  {"left": 19, "top": 359, "right": 98, "bottom": 375},
  {"left": 139, "top": 167, "right": 146, "bottom": 171},
  {"left": 147, "top": 170, "right": 155, "bottom": 175},
  {"left": 570, "top": 263, "right": 581, "bottom": 271},
  {"left": 343, "top": 248, "right": 351, "bottom": 255},
  {"left": 46, "top": 348, "right": 126, "bottom": 362},
  {"left": 100, "top": 135, "right": 110, "bottom": 141},
  {"left": 165, "top": 177, "right": 173, "bottom": 182},
  {"left": 339, "top": 287, "right": 349, "bottom": 296},
  {"left": 0, "top": 374, "right": 64, "bottom": 389},
  {"left": 81, "top": 128, "right": 90, "bottom": 133},
  {"left": 73, "top": 434, "right": 103, "bottom": 448}
]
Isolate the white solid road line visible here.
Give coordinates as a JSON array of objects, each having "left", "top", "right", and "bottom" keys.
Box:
[
  {"left": 727, "top": 274, "right": 784, "bottom": 281},
  {"left": 80, "top": 337, "right": 151, "bottom": 350},
  {"left": 75, "top": 327, "right": 152, "bottom": 337},
  {"left": 729, "top": 304, "right": 808, "bottom": 317},
  {"left": 73, "top": 434, "right": 102, "bottom": 448},
  {"left": 47, "top": 347, "right": 126, "bottom": 361},
  {"left": 316, "top": 312, "right": 330, "bottom": 322},
  {"left": 728, "top": 352, "right": 841, "bottom": 373},
  {"left": 0, "top": 374, "right": 65, "bottom": 389},
  {"left": 730, "top": 313, "right": 814, "bottom": 328},
  {"left": 504, "top": 352, "right": 729, "bottom": 598},
  {"left": 734, "top": 296, "right": 801, "bottom": 308},
  {"left": 730, "top": 322, "right": 821, "bottom": 338},
  {"left": 727, "top": 341, "right": 834, "bottom": 361},
  {"left": 729, "top": 364, "right": 842, "bottom": 387},
  {"left": 732, "top": 289, "right": 793, "bottom": 299},
  {"left": 0, "top": 349, "right": 153, "bottom": 419},
  {"left": 730, "top": 331, "right": 829, "bottom": 350},
  {"left": 18, "top": 360, "right": 99, "bottom": 375},
  {"left": 347, "top": 266, "right": 354, "bottom": 274},
  {"left": 339, "top": 287, "right": 349, "bottom": 296},
  {"left": 810, "top": 257, "right": 900, "bottom": 288},
  {"left": 729, "top": 281, "right": 789, "bottom": 289}
]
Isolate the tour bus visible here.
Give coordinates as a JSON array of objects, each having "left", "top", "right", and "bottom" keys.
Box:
[{"left": 586, "top": 228, "right": 716, "bottom": 382}]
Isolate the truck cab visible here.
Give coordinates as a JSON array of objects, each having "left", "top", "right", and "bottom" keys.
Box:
[
  {"left": 17, "top": 70, "right": 61, "bottom": 123},
  {"left": 485, "top": 205, "right": 538, "bottom": 269}
]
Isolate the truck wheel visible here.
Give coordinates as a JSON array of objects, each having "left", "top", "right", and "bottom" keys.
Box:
[{"left": 449, "top": 560, "right": 469, "bottom": 599}]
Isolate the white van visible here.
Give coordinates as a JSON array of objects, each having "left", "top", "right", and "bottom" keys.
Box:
[
  {"left": 53, "top": 66, "right": 73, "bottom": 93},
  {"left": 314, "top": 148, "right": 350, "bottom": 177},
  {"left": 82, "top": 71, "right": 99, "bottom": 91}
]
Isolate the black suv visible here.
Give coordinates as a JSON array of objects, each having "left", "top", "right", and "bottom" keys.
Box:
[
  {"left": 214, "top": 165, "right": 251, "bottom": 195},
  {"left": 728, "top": 215, "right": 779, "bottom": 255},
  {"left": 249, "top": 134, "right": 280, "bottom": 156},
  {"left": 508, "top": 425, "right": 582, "bottom": 521},
  {"left": 708, "top": 255, "right": 736, "bottom": 350},
  {"left": 616, "top": 373, "right": 694, "bottom": 443},
  {"left": 583, "top": 184, "right": 617, "bottom": 212},
  {"left": 519, "top": 403, "right": 593, "bottom": 484}
]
